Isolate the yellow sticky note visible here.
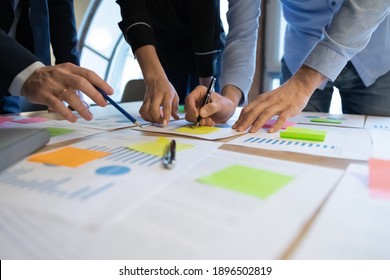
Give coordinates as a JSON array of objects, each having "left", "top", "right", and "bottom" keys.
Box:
[
  {"left": 128, "top": 137, "right": 194, "bottom": 157},
  {"left": 175, "top": 125, "right": 220, "bottom": 135},
  {"left": 28, "top": 147, "right": 110, "bottom": 167}
]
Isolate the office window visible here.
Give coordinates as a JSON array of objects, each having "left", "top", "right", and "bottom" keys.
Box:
[
  {"left": 78, "top": 0, "right": 142, "bottom": 104},
  {"left": 79, "top": 0, "right": 230, "bottom": 105}
]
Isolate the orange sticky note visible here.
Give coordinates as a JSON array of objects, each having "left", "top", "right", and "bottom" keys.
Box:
[
  {"left": 28, "top": 147, "right": 110, "bottom": 167},
  {"left": 369, "top": 158, "right": 390, "bottom": 199}
]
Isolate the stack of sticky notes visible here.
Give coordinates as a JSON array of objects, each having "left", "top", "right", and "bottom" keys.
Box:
[
  {"left": 280, "top": 127, "right": 327, "bottom": 141},
  {"left": 310, "top": 118, "right": 342, "bottom": 124}
]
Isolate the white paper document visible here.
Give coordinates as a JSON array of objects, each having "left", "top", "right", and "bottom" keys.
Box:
[
  {"left": 0, "top": 131, "right": 221, "bottom": 227},
  {"left": 132, "top": 119, "right": 246, "bottom": 140},
  {"left": 365, "top": 116, "right": 390, "bottom": 130},
  {"left": 371, "top": 129, "right": 390, "bottom": 160},
  {"left": 0, "top": 115, "right": 105, "bottom": 145},
  {"left": 0, "top": 205, "right": 89, "bottom": 259},
  {"left": 77, "top": 150, "right": 343, "bottom": 259},
  {"left": 73, "top": 102, "right": 184, "bottom": 131},
  {"left": 289, "top": 112, "right": 365, "bottom": 128},
  {"left": 57, "top": 113, "right": 147, "bottom": 131},
  {"left": 292, "top": 164, "right": 390, "bottom": 259},
  {"left": 227, "top": 124, "right": 372, "bottom": 161}
]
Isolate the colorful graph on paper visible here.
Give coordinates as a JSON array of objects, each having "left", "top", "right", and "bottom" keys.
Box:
[
  {"left": 131, "top": 119, "right": 246, "bottom": 140},
  {"left": 67, "top": 114, "right": 147, "bottom": 130},
  {"left": 0, "top": 115, "right": 104, "bottom": 145},
  {"left": 365, "top": 116, "right": 390, "bottom": 130},
  {"left": 227, "top": 124, "right": 372, "bottom": 160},
  {"left": 0, "top": 135, "right": 221, "bottom": 226},
  {"left": 134, "top": 149, "right": 343, "bottom": 259},
  {"left": 289, "top": 112, "right": 365, "bottom": 128}
]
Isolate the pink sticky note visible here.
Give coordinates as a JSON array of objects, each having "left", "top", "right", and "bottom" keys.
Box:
[
  {"left": 263, "top": 119, "right": 296, "bottom": 129},
  {"left": 0, "top": 116, "right": 13, "bottom": 124},
  {"left": 369, "top": 158, "right": 390, "bottom": 199},
  {"left": 12, "top": 117, "right": 48, "bottom": 124}
]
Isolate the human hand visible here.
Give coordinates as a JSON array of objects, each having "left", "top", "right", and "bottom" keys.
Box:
[
  {"left": 233, "top": 65, "right": 326, "bottom": 133},
  {"left": 233, "top": 81, "right": 312, "bottom": 133},
  {"left": 74, "top": 90, "right": 90, "bottom": 108},
  {"left": 21, "top": 63, "right": 112, "bottom": 122},
  {"left": 51, "top": 90, "right": 90, "bottom": 112},
  {"left": 139, "top": 78, "right": 180, "bottom": 125},
  {"left": 184, "top": 85, "right": 236, "bottom": 126},
  {"left": 198, "top": 76, "right": 213, "bottom": 88}
]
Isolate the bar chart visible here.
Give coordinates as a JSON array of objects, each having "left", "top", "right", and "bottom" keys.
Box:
[
  {"left": 228, "top": 125, "right": 372, "bottom": 160},
  {"left": 0, "top": 166, "right": 115, "bottom": 202},
  {"left": 243, "top": 137, "right": 337, "bottom": 151},
  {"left": 0, "top": 135, "right": 222, "bottom": 226},
  {"left": 88, "top": 145, "right": 162, "bottom": 167}
]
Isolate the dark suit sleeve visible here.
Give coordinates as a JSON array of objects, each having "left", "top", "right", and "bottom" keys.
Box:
[
  {"left": 190, "top": 0, "right": 222, "bottom": 77},
  {"left": 0, "top": 29, "right": 39, "bottom": 97},
  {"left": 48, "top": 0, "right": 80, "bottom": 65},
  {"left": 116, "top": 0, "right": 156, "bottom": 54}
]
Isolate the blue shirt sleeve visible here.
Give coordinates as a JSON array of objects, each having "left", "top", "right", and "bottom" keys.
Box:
[{"left": 304, "top": 0, "right": 390, "bottom": 82}]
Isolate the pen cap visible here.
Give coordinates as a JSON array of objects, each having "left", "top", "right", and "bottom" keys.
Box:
[
  {"left": 163, "top": 139, "right": 176, "bottom": 169},
  {"left": 208, "top": 77, "right": 216, "bottom": 94},
  {"left": 170, "top": 139, "right": 176, "bottom": 160}
]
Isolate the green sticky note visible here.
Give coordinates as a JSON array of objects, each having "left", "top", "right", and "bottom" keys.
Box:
[
  {"left": 47, "top": 127, "right": 75, "bottom": 137},
  {"left": 280, "top": 127, "right": 326, "bottom": 141},
  {"left": 197, "top": 164, "right": 294, "bottom": 199},
  {"left": 178, "top": 104, "right": 185, "bottom": 112},
  {"left": 310, "top": 118, "right": 342, "bottom": 124}
]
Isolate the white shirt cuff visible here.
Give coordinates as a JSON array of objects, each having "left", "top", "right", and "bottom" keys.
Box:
[{"left": 8, "top": 61, "right": 45, "bottom": 96}]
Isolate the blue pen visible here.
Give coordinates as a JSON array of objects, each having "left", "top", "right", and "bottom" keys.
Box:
[{"left": 95, "top": 87, "right": 142, "bottom": 127}]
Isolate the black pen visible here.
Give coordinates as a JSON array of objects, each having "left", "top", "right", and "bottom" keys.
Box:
[
  {"left": 162, "top": 139, "right": 176, "bottom": 169},
  {"left": 95, "top": 87, "right": 142, "bottom": 127},
  {"left": 195, "top": 77, "right": 216, "bottom": 127}
]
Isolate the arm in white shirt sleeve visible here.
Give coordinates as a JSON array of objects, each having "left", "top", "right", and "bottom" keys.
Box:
[
  {"left": 304, "top": 0, "right": 390, "bottom": 81},
  {"left": 219, "top": 0, "right": 260, "bottom": 103},
  {"left": 8, "top": 62, "right": 45, "bottom": 96}
]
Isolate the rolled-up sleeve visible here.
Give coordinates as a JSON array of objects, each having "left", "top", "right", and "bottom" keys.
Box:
[
  {"left": 220, "top": 0, "right": 260, "bottom": 102},
  {"left": 304, "top": 0, "right": 390, "bottom": 81},
  {"left": 116, "top": 0, "right": 156, "bottom": 54}
]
